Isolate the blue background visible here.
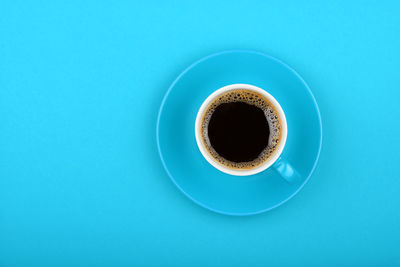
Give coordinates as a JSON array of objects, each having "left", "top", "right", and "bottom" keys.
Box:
[{"left": 1, "top": 0, "right": 399, "bottom": 266}]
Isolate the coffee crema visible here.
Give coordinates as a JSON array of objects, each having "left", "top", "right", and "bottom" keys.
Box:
[{"left": 200, "top": 89, "right": 282, "bottom": 169}]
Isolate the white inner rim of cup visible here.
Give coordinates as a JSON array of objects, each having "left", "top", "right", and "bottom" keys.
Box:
[{"left": 195, "top": 84, "right": 287, "bottom": 176}]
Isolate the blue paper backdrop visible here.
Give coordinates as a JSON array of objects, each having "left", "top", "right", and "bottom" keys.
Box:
[{"left": 1, "top": 0, "right": 399, "bottom": 266}]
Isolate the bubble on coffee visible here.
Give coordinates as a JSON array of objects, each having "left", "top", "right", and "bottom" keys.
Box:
[{"left": 200, "top": 89, "right": 282, "bottom": 169}]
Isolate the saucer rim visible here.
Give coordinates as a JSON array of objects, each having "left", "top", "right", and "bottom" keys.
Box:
[{"left": 156, "top": 49, "right": 323, "bottom": 216}]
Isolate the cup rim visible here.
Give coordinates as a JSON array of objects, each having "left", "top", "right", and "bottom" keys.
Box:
[{"left": 195, "top": 83, "right": 288, "bottom": 176}]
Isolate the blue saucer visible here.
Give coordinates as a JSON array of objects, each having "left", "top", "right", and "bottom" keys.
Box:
[{"left": 157, "top": 50, "right": 322, "bottom": 216}]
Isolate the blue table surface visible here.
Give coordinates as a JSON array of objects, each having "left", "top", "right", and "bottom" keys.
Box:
[{"left": 1, "top": 1, "right": 399, "bottom": 266}]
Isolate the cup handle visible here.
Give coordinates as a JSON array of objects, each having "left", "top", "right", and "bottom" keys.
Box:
[{"left": 272, "top": 157, "right": 301, "bottom": 183}]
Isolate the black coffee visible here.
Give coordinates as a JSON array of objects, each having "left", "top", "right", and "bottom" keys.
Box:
[
  {"left": 200, "top": 89, "right": 281, "bottom": 169},
  {"left": 208, "top": 101, "right": 269, "bottom": 162}
]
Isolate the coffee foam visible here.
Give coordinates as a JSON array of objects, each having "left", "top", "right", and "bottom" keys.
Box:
[{"left": 200, "top": 89, "right": 282, "bottom": 169}]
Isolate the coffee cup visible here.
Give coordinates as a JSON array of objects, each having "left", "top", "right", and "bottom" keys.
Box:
[{"left": 195, "top": 84, "right": 299, "bottom": 182}]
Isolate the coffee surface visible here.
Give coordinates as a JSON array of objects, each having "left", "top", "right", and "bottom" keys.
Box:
[
  {"left": 208, "top": 102, "right": 269, "bottom": 162},
  {"left": 200, "top": 89, "right": 282, "bottom": 169}
]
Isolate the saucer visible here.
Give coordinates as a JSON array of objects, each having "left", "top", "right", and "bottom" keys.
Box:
[{"left": 156, "top": 50, "right": 322, "bottom": 216}]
